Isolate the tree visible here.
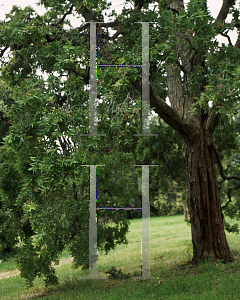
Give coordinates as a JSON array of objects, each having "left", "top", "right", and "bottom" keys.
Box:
[
  {"left": 0, "top": 4, "right": 141, "bottom": 287},
  {"left": 1, "top": 0, "right": 240, "bottom": 287},
  {"left": 145, "top": 0, "right": 240, "bottom": 263},
  {"left": 84, "top": 0, "right": 240, "bottom": 263}
]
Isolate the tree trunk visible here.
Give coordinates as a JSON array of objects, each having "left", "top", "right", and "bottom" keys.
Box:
[
  {"left": 184, "top": 130, "right": 234, "bottom": 263},
  {"left": 182, "top": 200, "right": 188, "bottom": 221}
]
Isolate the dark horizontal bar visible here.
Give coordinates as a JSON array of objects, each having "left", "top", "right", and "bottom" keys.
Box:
[
  {"left": 97, "top": 65, "right": 141, "bottom": 67},
  {"left": 96, "top": 207, "right": 142, "bottom": 210}
]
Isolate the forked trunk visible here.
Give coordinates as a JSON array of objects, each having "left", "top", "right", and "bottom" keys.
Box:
[{"left": 184, "top": 129, "right": 234, "bottom": 263}]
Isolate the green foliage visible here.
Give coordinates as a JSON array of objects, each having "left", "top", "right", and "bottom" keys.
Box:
[
  {"left": 152, "top": 193, "right": 184, "bottom": 217},
  {"left": 1, "top": 0, "right": 240, "bottom": 288},
  {"left": 184, "top": 239, "right": 193, "bottom": 261},
  {"left": 134, "top": 118, "right": 188, "bottom": 204},
  {"left": 0, "top": 247, "right": 17, "bottom": 262},
  {"left": 213, "top": 112, "right": 240, "bottom": 235},
  {"left": 0, "top": 66, "right": 140, "bottom": 286},
  {"left": 0, "top": 161, "right": 23, "bottom": 253},
  {"left": 105, "top": 265, "right": 131, "bottom": 279},
  {"left": 223, "top": 218, "right": 239, "bottom": 235}
]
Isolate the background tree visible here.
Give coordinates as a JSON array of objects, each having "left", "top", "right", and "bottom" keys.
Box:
[
  {"left": 0, "top": 3, "right": 141, "bottom": 287},
  {"left": 213, "top": 111, "right": 240, "bottom": 234},
  {"left": 0, "top": 79, "right": 20, "bottom": 256}
]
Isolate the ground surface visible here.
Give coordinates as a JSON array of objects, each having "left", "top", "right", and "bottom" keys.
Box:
[{"left": 0, "top": 257, "right": 74, "bottom": 280}]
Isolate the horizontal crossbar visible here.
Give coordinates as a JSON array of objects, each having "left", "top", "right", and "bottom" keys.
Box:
[{"left": 96, "top": 207, "right": 142, "bottom": 210}]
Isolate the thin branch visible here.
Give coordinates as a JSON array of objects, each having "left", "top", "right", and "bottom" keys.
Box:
[
  {"left": 57, "top": 136, "right": 68, "bottom": 153},
  {"left": 220, "top": 31, "right": 233, "bottom": 46},
  {"left": 53, "top": 4, "right": 74, "bottom": 27},
  {"left": 0, "top": 46, "right": 8, "bottom": 58},
  {"left": 213, "top": 144, "right": 240, "bottom": 181},
  {"left": 214, "top": 0, "right": 234, "bottom": 25},
  {"left": 176, "top": 59, "right": 186, "bottom": 73},
  {"left": 79, "top": 193, "right": 89, "bottom": 202},
  {"left": 76, "top": 2, "right": 144, "bottom": 44},
  {"left": 222, "top": 182, "right": 240, "bottom": 210},
  {"left": 213, "top": 144, "right": 240, "bottom": 210}
]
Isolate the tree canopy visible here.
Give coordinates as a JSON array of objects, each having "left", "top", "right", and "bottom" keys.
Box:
[{"left": 1, "top": 0, "right": 240, "bottom": 287}]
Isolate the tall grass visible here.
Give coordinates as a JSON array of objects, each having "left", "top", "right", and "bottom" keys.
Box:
[{"left": 0, "top": 215, "right": 240, "bottom": 299}]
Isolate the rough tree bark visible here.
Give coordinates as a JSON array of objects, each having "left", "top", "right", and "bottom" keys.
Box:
[{"left": 183, "top": 131, "right": 234, "bottom": 262}]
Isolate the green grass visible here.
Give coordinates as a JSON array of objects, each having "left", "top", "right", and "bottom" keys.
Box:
[{"left": 0, "top": 215, "right": 240, "bottom": 299}]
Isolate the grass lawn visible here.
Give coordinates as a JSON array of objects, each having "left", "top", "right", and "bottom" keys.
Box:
[{"left": 0, "top": 215, "right": 240, "bottom": 299}]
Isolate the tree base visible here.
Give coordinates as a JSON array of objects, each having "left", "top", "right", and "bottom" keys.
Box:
[{"left": 191, "top": 254, "right": 235, "bottom": 265}]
